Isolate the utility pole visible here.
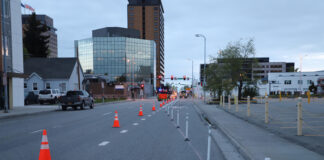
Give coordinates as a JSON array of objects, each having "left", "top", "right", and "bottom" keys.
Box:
[{"left": 1, "top": 0, "right": 9, "bottom": 113}]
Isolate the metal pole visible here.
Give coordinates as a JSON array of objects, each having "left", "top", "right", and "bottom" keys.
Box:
[
  {"left": 185, "top": 113, "right": 190, "bottom": 141},
  {"left": 207, "top": 125, "right": 211, "bottom": 160},
  {"left": 235, "top": 96, "right": 239, "bottom": 112},
  {"left": 171, "top": 107, "right": 174, "bottom": 121},
  {"left": 247, "top": 96, "right": 251, "bottom": 117},
  {"left": 203, "top": 36, "right": 206, "bottom": 103},
  {"left": 167, "top": 105, "right": 170, "bottom": 116},
  {"left": 228, "top": 95, "right": 231, "bottom": 110},
  {"left": 223, "top": 95, "right": 225, "bottom": 108},
  {"left": 265, "top": 96, "right": 269, "bottom": 124},
  {"left": 220, "top": 96, "right": 222, "bottom": 106},
  {"left": 176, "top": 109, "right": 180, "bottom": 128},
  {"left": 297, "top": 97, "right": 303, "bottom": 136},
  {"left": 192, "top": 60, "right": 194, "bottom": 98},
  {"left": 1, "top": 0, "right": 9, "bottom": 113}
]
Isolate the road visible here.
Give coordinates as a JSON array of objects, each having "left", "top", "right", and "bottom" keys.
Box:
[{"left": 0, "top": 99, "right": 225, "bottom": 160}]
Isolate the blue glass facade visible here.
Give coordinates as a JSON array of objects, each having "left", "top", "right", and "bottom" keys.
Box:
[{"left": 75, "top": 37, "right": 156, "bottom": 90}]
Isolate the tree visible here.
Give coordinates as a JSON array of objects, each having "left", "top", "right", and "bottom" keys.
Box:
[
  {"left": 23, "top": 13, "right": 50, "bottom": 58},
  {"left": 206, "top": 39, "right": 256, "bottom": 100}
]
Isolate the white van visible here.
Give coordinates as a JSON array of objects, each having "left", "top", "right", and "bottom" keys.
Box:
[{"left": 38, "top": 89, "right": 61, "bottom": 104}]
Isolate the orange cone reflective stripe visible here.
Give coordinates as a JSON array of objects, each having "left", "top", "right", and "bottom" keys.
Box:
[{"left": 139, "top": 105, "right": 144, "bottom": 116}]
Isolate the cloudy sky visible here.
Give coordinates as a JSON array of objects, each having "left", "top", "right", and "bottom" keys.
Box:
[{"left": 23, "top": 0, "right": 324, "bottom": 82}]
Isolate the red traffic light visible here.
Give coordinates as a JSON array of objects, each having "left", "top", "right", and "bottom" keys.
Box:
[
  {"left": 171, "top": 75, "right": 174, "bottom": 80},
  {"left": 183, "top": 75, "right": 186, "bottom": 80},
  {"left": 158, "top": 75, "right": 162, "bottom": 80},
  {"left": 140, "top": 84, "right": 144, "bottom": 89}
]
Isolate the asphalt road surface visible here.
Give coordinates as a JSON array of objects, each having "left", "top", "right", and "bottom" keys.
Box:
[{"left": 0, "top": 99, "right": 225, "bottom": 160}]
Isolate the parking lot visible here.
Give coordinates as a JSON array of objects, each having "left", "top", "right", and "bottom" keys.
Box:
[{"left": 217, "top": 98, "right": 324, "bottom": 154}]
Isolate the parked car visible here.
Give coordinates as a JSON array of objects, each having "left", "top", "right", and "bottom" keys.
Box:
[
  {"left": 24, "top": 91, "right": 39, "bottom": 105},
  {"left": 39, "top": 89, "right": 61, "bottom": 104},
  {"left": 59, "top": 90, "right": 94, "bottom": 110}
]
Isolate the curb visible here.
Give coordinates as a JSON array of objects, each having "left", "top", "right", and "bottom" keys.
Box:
[
  {"left": 0, "top": 109, "right": 58, "bottom": 120},
  {"left": 0, "top": 100, "right": 132, "bottom": 120},
  {"left": 192, "top": 100, "right": 255, "bottom": 160}
]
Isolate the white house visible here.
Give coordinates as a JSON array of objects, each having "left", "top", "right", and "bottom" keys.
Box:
[
  {"left": 258, "top": 71, "right": 324, "bottom": 95},
  {"left": 24, "top": 58, "right": 84, "bottom": 94}
]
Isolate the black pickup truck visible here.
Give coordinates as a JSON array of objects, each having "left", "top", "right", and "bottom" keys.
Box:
[{"left": 59, "top": 90, "right": 94, "bottom": 110}]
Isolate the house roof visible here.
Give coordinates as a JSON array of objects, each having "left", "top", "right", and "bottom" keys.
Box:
[{"left": 24, "top": 58, "right": 78, "bottom": 79}]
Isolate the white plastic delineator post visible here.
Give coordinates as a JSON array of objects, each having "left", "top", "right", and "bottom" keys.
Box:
[
  {"left": 235, "top": 96, "right": 239, "bottom": 112},
  {"left": 176, "top": 109, "right": 180, "bottom": 128},
  {"left": 297, "top": 97, "right": 303, "bottom": 136},
  {"left": 185, "top": 113, "right": 190, "bottom": 141},
  {"left": 247, "top": 96, "right": 251, "bottom": 117},
  {"left": 265, "top": 96, "right": 269, "bottom": 124},
  {"left": 171, "top": 107, "right": 174, "bottom": 121},
  {"left": 207, "top": 125, "right": 211, "bottom": 160}
]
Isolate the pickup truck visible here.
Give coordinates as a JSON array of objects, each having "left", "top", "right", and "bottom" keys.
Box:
[{"left": 59, "top": 90, "right": 94, "bottom": 110}]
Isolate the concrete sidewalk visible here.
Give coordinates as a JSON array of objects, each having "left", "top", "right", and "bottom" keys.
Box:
[
  {"left": 0, "top": 105, "right": 59, "bottom": 120},
  {"left": 193, "top": 99, "right": 324, "bottom": 160}
]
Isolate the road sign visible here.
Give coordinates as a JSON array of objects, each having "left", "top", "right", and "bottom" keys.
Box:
[
  {"left": 101, "top": 82, "right": 105, "bottom": 89},
  {"left": 115, "top": 85, "right": 124, "bottom": 90}
]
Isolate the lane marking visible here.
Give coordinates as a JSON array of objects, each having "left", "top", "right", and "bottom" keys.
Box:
[
  {"left": 31, "top": 129, "right": 43, "bottom": 134},
  {"left": 120, "top": 130, "right": 128, "bottom": 134},
  {"left": 98, "top": 141, "right": 110, "bottom": 146},
  {"left": 103, "top": 112, "right": 112, "bottom": 116},
  {"left": 148, "top": 115, "right": 152, "bottom": 117},
  {"left": 53, "top": 125, "right": 62, "bottom": 129},
  {"left": 133, "top": 123, "right": 139, "bottom": 126},
  {"left": 141, "top": 118, "right": 146, "bottom": 121}
]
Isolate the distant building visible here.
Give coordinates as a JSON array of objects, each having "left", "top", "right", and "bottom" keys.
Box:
[
  {"left": 92, "top": 27, "right": 140, "bottom": 38},
  {"left": 258, "top": 71, "right": 324, "bottom": 95},
  {"left": 127, "top": 0, "right": 164, "bottom": 87},
  {"left": 0, "top": 0, "right": 26, "bottom": 109},
  {"left": 75, "top": 27, "right": 156, "bottom": 96},
  {"left": 24, "top": 58, "right": 84, "bottom": 94},
  {"left": 200, "top": 57, "right": 295, "bottom": 83},
  {"left": 22, "top": 14, "right": 58, "bottom": 58}
]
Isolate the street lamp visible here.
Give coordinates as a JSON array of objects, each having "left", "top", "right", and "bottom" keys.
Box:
[
  {"left": 187, "top": 58, "right": 194, "bottom": 98},
  {"left": 195, "top": 34, "right": 207, "bottom": 103}
]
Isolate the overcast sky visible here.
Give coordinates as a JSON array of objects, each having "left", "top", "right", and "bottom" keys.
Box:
[{"left": 23, "top": 0, "right": 324, "bottom": 82}]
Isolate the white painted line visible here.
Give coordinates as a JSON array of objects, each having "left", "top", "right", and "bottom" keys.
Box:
[
  {"left": 148, "top": 115, "right": 152, "bottom": 117},
  {"left": 141, "top": 118, "right": 146, "bottom": 121},
  {"left": 98, "top": 141, "right": 110, "bottom": 146},
  {"left": 30, "top": 129, "right": 43, "bottom": 134},
  {"left": 52, "top": 125, "right": 62, "bottom": 129},
  {"left": 103, "top": 112, "right": 112, "bottom": 116},
  {"left": 120, "top": 130, "right": 128, "bottom": 134},
  {"left": 133, "top": 123, "right": 139, "bottom": 126}
]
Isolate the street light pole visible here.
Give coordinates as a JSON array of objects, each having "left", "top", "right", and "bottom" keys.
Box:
[
  {"left": 1, "top": 0, "right": 9, "bottom": 113},
  {"left": 195, "top": 34, "right": 207, "bottom": 103},
  {"left": 187, "top": 59, "right": 194, "bottom": 98}
]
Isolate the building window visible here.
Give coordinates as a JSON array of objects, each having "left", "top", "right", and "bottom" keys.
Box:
[
  {"left": 33, "top": 83, "right": 38, "bottom": 90},
  {"left": 154, "top": 22, "right": 158, "bottom": 26},
  {"left": 284, "top": 80, "right": 292, "bottom": 85},
  {"left": 154, "top": 17, "right": 158, "bottom": 21},
  {"left": 129, "top": 7, "right": 134, "bottom": 10},
  {"left": 154, "top": 7, "right": 159, "bottom": 10},
  {"left": 298, "top": 80, "right": 303, "bottom": 85},
  {"left": 59, "top": 83, "right": 66, "bottom": 92},
  {"left": 307, "top": 80, "right": 313, "bottom": 84},
  {"left": 24, "top": 83, "right": 27, "bottom": 89},
  {"left": 46, "top": 83, "right": 51, "bottom": 89}
]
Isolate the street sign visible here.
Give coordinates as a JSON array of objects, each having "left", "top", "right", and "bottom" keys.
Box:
[
  {"left": 101, "top": 82, "right": 105, "bottom": 89},
  {"left": 115, "top": 85, "right": 124, "bottom": 90}
]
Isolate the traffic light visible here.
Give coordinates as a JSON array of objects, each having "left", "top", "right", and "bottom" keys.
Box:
[
  {"left": 187, "top": 77, "right": 190, "bottom": 80},
  {"left": 183, "top": 75, "right": 186, "bottom": 80},
  {"left": 140, "top": 84, "right": 144, "bottom": 89},
  {"left": 158, "top": 75, "right": 162, "bottom": 80},
  {"left": 171, "top": 75, "right": 174, "bottom": 80}
]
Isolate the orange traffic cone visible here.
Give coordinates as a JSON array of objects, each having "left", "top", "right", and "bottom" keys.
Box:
[
  {"left": 39, "top": 129, "right": 51, "bottom": 160},
  {"left": 113, "top": 111, "right": 120, "bottom": 128},
  {"left": 160, "top": 103, "right": 163, "bottom": 107},
  {"left": 139, "top": 105, "right": 144, "bottom": 116},
  {"left": 152, "top": 105, "right": 156, "bottom": 111},
  {"left": 163, "top": 101, "right": 165, "bottom": 105}
]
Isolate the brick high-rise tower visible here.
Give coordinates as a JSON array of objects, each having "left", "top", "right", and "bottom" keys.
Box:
[{"left": 127, "top": 0, "right": 164, "bottom": 87}]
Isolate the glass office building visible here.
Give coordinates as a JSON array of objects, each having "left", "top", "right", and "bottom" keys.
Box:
[{"left": 75, "top": 37, "right": 156, "bottom": 92}]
